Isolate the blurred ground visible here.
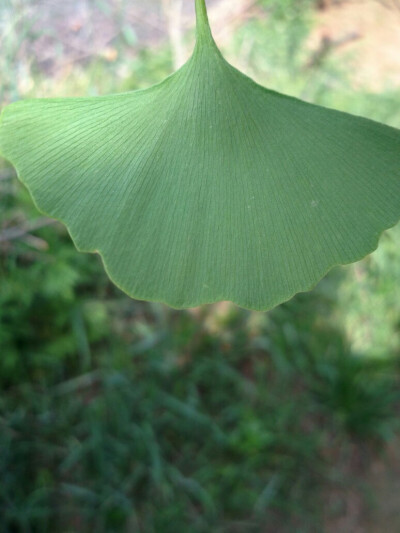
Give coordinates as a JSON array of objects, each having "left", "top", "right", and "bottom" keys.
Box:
[
  {"left": 7, "top": 0, "right": 400, "bottom": 88},
  {"left": 310, "top": 0, "right": 400, "bottom": 90}
]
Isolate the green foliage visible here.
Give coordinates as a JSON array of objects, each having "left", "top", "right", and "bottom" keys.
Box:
[
  {"left": 1, "top": 285, "right": 399, "bottom": 532},
  {"left": 0, "top": 185, "right": 112, "bottom": 386},
  {"left": 1, "top": 0, "right": 399, "bottom": 310},
  {"left": 310, "top": 353, "right": 399, "bottom": 440}
]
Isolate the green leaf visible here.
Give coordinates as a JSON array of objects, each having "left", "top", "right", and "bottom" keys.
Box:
[{"left": 0, "top": 0, "right": 399, "bottom": 310}]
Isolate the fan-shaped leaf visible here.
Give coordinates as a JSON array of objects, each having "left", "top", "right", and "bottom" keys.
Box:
[{"left": 0, "top": 0, "right": 399, "bottom": 310}]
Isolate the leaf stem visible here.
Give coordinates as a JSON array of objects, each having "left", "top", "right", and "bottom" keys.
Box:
[{"left": 195, "top": 0, "right": 214, "bottom": 46}]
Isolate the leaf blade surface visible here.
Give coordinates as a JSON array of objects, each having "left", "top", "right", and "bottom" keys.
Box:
[{"left": 0, "top": 2, "right": 399, "bottom": 310}]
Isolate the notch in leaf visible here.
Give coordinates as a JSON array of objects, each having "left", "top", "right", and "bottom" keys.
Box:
[{"left": 0, "top": 0, "right": 399, "bottom": 311}]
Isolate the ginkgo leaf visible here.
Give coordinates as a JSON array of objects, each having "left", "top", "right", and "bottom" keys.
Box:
[{"left": 0, "top": 0, "right": 399, "bottom": 311}]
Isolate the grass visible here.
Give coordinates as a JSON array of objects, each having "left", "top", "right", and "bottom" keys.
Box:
[
  {"left": 1, "top": 285, "right": 399, "bottom": 532},
  {"left": 1, "top": 0, "right": 400, "bottom": 531}
]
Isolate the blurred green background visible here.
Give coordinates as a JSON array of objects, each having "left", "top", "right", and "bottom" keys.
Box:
[{"left": 1, "top": 0, "right": 400, "bottom": 531}]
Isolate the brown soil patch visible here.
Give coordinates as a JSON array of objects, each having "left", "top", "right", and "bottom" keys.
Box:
[
  {"left": 309, "top": 0, "right": 400, "bottom": 90},
  {"left": 323, "top": 438, "right": 400, "bottom": 533}
]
